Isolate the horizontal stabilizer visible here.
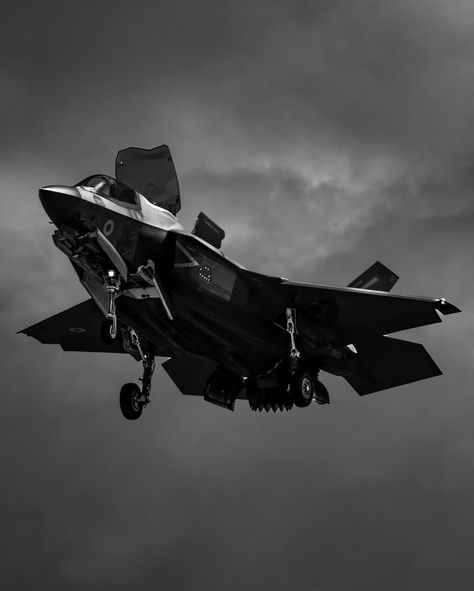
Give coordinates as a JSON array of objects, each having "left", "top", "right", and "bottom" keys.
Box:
[
  {"left": 345, "top": 336, "right": 442, "bottom": 396},
  {"left": 348, "top": 261, "right": 399, "bottom": 291},
  {"left": 162, "top": 356, "right": 217, "bottom": 396},
  {"left": 192, "top": 212, "right": 225, "bottom": 249},
  {"left": 20, "top": 299, "right": 125, "bottom": 353}
]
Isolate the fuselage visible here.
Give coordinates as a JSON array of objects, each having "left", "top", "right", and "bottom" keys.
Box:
[
  {"left": 39, "top": 179, "right": 289, "bottom": 376},
  {"left": 27, "top": 146, "right": 460, "bottom": 416}
]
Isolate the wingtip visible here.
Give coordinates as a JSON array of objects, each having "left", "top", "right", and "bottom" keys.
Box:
[{"left": 435, "top": 299, "right": 461, "bottom": 315}]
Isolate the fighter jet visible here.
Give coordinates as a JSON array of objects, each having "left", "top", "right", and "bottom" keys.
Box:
[{"left": 21, "top": 145, "right": 460, "bottom": 419}]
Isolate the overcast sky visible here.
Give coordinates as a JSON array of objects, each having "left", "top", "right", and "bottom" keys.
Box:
[{"left": 2, "top": 1, "right": 474, "bottom": 589}]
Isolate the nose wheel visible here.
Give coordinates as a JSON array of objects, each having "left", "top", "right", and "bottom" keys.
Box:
[
  {"left": 100, "top": 318, "right": 117, "bottom": 346},
  {"left": 120, "top": 383, "right": 145, "bottom": 420},
  {"left": 119, "top": 329, "right": 156, "bottom": 420}
]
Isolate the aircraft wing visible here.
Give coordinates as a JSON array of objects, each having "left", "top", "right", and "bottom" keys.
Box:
[
  {"left": 280, "top": 280, "right": 460, "bottom": 343},
  {"left": 20, "top": 299, "right": 127, "bottom": 353}
]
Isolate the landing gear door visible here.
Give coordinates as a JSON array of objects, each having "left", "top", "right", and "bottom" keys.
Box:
[{"left": 115, "top": 145, "right": 181, "bottom": 216}]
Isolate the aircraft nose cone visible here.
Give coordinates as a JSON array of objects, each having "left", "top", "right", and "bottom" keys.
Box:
[{"left": 39, "top": 185, "right": 81, "bottom": 227}]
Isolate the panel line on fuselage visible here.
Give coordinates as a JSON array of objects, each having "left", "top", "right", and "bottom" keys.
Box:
[{"left": 77, "top": 186, "right": 185, "bottom": 234}]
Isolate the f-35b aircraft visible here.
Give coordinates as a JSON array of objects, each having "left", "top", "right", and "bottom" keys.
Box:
[{"left": 21, "top": 145, "right": 460, "bottom": 419}]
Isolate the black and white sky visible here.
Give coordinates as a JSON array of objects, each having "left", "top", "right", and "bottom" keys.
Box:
[{"left": 2, "top": 1, "right": 474, "bottom": 589}]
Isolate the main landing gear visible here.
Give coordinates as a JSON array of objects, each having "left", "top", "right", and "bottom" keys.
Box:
[
  {"left": 119, "top": 329, "right": 156, "bottom": 420},
  {"left": 290, "top": 369, "right": 330, "bottom": 407},
  {"left": 248, "top": 309, "right": 330, "bottom": 413},
  {"left": 100, "top": 264, "right": 169, "bottom": 420},
  {"left": 286, "top": 308, "right": 330, "bottom": 407}
]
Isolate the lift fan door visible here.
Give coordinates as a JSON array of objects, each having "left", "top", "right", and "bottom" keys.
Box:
[
  {"left": 192, "top": 212, "right": 225, "bottom": 249},
  {"left": 115, "top": 145, "right": 181, "bottom": 215}
]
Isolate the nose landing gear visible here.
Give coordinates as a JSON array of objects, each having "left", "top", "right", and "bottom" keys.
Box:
[
  {"left": 120, "top": 382, "right": 145, "bottom": 420},
  {"left": 119, "top": 329, "right": 156, "bottom": 420},
  {"left": 105, "top": 269, "right": 121, "bottom": 340}
]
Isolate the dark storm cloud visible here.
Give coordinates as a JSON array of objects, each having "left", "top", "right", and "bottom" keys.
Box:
[
  {"left": 3, "top": 1, "right": 474, "bottom": 590},
  {"left": 3, "top": 0, "right": 474, "bottom": 169}
]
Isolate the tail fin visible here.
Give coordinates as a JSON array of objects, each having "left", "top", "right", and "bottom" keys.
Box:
[{"left": 348, "top": 261, "right": 399, "bottom": 292}]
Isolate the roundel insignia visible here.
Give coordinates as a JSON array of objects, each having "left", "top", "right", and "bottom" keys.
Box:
[
  {"left": 69, "top": 327, "right": 86, "bottom": 333},
  {"left": 103, "top": 219, "right": 115, "bottom": 237}
]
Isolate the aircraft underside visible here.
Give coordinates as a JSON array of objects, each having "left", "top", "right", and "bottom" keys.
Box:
[
  {"left": 22, "top": 225, "right": 452, "bottom": 418},
  {"left": 21, "top": 144, "right": 460, "bottom": 420},
  {"left": 56, "top": 225, "right": 339, "bottom": 414}
]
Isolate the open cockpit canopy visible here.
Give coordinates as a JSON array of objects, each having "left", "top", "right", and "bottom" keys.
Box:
[
  {"left": 75, "top": 146, "right": 181, "bottom": 214},
  {"left": 76, "top": 175, "right": 140, "bottom": 207}
]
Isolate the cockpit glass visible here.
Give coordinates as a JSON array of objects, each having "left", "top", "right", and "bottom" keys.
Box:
[{"left": 75, "top": 175, "right": 139, "bottom": 206}]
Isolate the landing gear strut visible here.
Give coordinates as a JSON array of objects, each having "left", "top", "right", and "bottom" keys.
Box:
[
  {"left": 105, "top": 269, "right": 120, "bottom": 339},
  {"left": 119, "top": 329, "right": 156, "bottom": 420},
  {"left": 286, "top": 308, "right": 301, "bottom": 371},
  {"left": 285, "top": 307, "right": 330, "bottom": 407}
]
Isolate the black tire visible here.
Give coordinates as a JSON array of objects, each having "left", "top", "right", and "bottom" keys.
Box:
[
  {"left": 120, "top": 383, "right": 143, "bottom": 420},
  {"left": 290, "top": 370, "right": 315, "bottom": 407},
  {"left": 100, "top": 319, "right": 116, "bottom": 346}
]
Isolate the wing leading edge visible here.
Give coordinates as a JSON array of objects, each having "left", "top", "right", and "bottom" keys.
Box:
[
  {"left": 281, "top": 280, "right": 459, "bottom": 343},
  {"left": 20, "top": 299, "right": 126, "bottom": 353},
  {"left": 21, "top": 299, "right": 176, "bottom": 357}
]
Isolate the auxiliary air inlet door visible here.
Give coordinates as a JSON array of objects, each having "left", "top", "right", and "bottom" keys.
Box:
[{"left": 115, "top": 145, "right": 181, "bottom": 215}]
